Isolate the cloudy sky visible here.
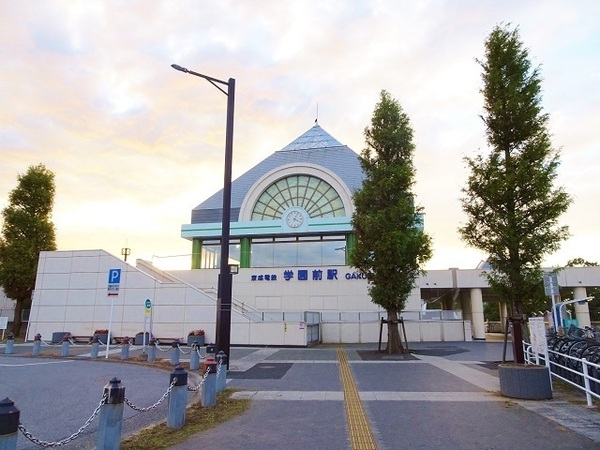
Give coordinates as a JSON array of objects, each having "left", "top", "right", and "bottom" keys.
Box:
[{"left": 1, "top": 0, "right": 598, "bottom": 271}]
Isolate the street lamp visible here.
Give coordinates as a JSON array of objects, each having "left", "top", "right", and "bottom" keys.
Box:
[
  {"left": 171, "top": 63, "right": 235, "bottom": 361},
  {"left": 553, "top": 296, "right": 594, "bottom": 329}
]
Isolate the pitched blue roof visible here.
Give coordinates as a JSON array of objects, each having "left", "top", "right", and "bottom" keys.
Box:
[
  {"left": 191, "top": 124, "right": 364, "bottom": 224},
  {"left": 279, "top": 123, "right": 343, "bottom": 151}
]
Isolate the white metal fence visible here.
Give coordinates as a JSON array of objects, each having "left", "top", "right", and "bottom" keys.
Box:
[{"left": 523, "top": 340, "right": 600, "bottom": 406}]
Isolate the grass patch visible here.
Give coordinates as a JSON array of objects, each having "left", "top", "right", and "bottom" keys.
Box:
[
  {"left": 551, "top": 378, "right": 599, "bottom": 408},
  {"left": 121, "top": 389, "right": 250, "bottom": 450}
]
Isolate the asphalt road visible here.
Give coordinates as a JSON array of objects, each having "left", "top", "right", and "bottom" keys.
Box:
[{"left": 0, "top": 355, "right": 197, "bottom": 450}]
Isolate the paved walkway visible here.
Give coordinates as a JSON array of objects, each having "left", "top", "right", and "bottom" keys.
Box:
[
  {"left": 176, "top": 342, "right": 600, "bottom": 450},
  {"left": 3, "top": 341, "right": 600, "bottom": 449}
]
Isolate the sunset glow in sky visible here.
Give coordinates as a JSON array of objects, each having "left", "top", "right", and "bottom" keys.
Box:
[{"left": 1, "top": 1, "right": 599, "bottom": 270}]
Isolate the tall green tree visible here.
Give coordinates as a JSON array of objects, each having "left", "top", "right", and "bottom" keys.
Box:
[
  {"left": 352, "top": 90, "right": 432, "bottom": 354},
  {"left": 459, "top": 25, "right": 570, "bottom": 362},
  {"left": 0, "top": 164, "right": 57, "bottom": 336}
]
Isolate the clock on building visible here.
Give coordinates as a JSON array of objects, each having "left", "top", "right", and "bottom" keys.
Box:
[{"left": 285, "top": 209, "right": 305, "bottom": 228}]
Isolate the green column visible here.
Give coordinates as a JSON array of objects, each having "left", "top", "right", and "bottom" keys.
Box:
[
  {"left": 345, "top": 233, "right": 355, "bottom": 266},
  {"left": 191, "top": 239, "right": 202, "bottom": 269},
  {"left": 240, "top": 237, "right": 251, "bottom": 268}
]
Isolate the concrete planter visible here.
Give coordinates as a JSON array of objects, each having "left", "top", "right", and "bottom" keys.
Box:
[
  {"left": 134, "top": 332, "right": 152, "bottom": 346},
  {"left": 187, "top": 335, "right": 205, "bottom": 347},
  {"left": 498, "top": 363, "right": 552, "bottom": 400},
  {"left": 51, "top": 332, "right": 71, "bottom": 343},
  {"left": 94, "top": 333, "right": 110, "bottom": 345}
]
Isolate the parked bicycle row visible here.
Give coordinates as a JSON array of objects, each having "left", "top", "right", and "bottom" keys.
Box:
[{"left": 546, "top": 334, "right": 600, "bottom": 394}]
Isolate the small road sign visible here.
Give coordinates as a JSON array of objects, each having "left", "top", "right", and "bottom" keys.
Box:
[
  {"left": 108, "top": 268, "right": 122, "bottom": 284},
  {"left": 108, "top": 268, "right": 122, "bottom": 297},
  {"left": 543, "top": 272, "right": 559, "bottom": 297}
]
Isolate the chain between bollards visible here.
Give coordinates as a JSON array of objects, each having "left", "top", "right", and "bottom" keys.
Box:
[
  {"left": 18, "top": 394, "right": 107, "bottom": 447},
  {"left": 2, "top": 351, "right": 226, "bottom": 449}
]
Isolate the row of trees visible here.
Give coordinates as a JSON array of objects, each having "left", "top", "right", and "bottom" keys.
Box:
[{"left": 352, "top": 24, "right": 571, "bottom": 359}]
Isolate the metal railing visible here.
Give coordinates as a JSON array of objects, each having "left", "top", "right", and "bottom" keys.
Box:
[
  {"left": 523, "top": 338, "right": 600, "bottom": 406},
  {"left": 320, "top": 310, "right": 463, "bottom": 323}
]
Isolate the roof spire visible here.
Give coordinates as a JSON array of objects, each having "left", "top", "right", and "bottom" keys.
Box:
[
  {"left": 279, "top": 123, "right": 343, "bottom": 152},
  {"left": 315, "top": 102, "right": 318, "bottom": 124}
]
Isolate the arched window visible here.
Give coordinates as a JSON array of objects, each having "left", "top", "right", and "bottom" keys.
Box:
[{"left": 251, "top": 175, "right": 345, "bottom": 221}]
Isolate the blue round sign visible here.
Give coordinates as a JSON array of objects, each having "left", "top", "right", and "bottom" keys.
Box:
[{"left": 145, "top": 299, "right": 152, "bottom": 309}]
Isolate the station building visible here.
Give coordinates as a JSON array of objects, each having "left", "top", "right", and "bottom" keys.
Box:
[{"left": 26, "top": 124, "right": 597, "bottom": 345}]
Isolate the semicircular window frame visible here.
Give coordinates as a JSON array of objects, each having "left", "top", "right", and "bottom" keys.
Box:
[{"left": 251, "top": 174, "right": 346, "bottom": 221}]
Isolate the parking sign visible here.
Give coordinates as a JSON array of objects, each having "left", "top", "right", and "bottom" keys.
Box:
[
  {"left": 108, "top": 269, "right": 121, "bottom": 284},
  {"left": 107, "top": 268, "right": 122, "bottom": 297}
]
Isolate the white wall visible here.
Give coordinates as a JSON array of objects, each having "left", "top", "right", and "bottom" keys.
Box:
[
  {"left": 28, "top": 250, "right": 312, "bottom": 346},
  {"left": 321, "top": 320, "right": 467, "bottom": 344},
  {"left": 31, "top": 250, "right": 600, "bottom": 345},
  {"left": 28, "top": 250, "right": 223, "bottom": 342},
  {"left": 0, "top": 288, "right": 15, "bottom": 322},
  {"left": 171, "top": 266, "right": 424, "bottom": 314}
]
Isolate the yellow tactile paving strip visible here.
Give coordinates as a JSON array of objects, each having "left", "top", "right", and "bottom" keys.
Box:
[{"left": 337, "top": 347, "right": 378, "bottom": 450}]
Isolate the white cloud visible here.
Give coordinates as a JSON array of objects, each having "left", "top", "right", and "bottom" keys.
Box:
[{"left": 0, "top": 0, "right": 598, "bottom": 270}]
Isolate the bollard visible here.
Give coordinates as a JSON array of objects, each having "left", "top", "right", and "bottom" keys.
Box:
[
  {"left": 216, "top": 351, "right": 228, "bottom": 393},
  {"left": 201, "top": 357, "right": 217, "bottom": 407},
  {"left": 147, "top": 339, "right": 156, "bottom": 362},
  {"left": 206, "top": 343, "right": 216, "bottom": 360},
  {"left": 170, "top": 340, "right": 180, "bottom": 366},
  {"left": 90, "top": 336, "right": 100, "bottom": 359},
  {"left": 167, "top": 365, "right": 188, "bottom": 429},
  {"left": 60, "top": 335, "right": 71, "bottom": 357},
  {"left": 189, "top": 343, "right": 200, "bottom": 371},
  {"left": 120, "top": 338, "right": 130, "bottom": 360},
  {"left": 4, "top": 334, "right": 14, "bottom": 355},
  {"left": 0, "top": 397, "right": 20, "bottom": 450},
  {"left": 96, "top": 378, "right": 125, "bottom": 450},
  {"left": 32, "top": 334, "right": 42, "bottom": 356}
]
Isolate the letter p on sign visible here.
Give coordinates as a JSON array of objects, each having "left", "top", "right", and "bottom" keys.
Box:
[{"left": 108, "top": 268, "right": 122, "bottom": 284}]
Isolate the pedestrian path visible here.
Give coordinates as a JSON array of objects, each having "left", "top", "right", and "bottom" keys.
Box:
[
  {"left": 516, "top": 399, "right": 600, "bottom": 443},
  {"left": 233, "top": 390, "right": 497, "bottom": 402},
  {"left": 4, "top": 340, "right": 600, "bottom": 448},
  {"left": 176, "top": 343, "right": 600, "bottom": 449},
  {"left": 337, "top": 347, "right": 378, "bottom": 449},
  {"left": 415, "top": 353, "right": 500, "bottom": 391},
  {"left": 229, "top": 347, "right": 280, "bottom": 372}
]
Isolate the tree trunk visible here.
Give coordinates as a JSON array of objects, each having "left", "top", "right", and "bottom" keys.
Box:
[
  {"left": 510, "top": 317, "right": 525, "bottom": 364},
  {"left": 385, "top": 309, "right": 407, "bottom": 354},
  {"left": 12, "top": 299, "right": 23, "bottom": 338}
]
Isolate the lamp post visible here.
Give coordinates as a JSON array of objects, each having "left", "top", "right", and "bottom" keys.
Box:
[
  {"left": 171, "top": 64, "right": 235, "bottom": 361},
  {"left": 553, "top": 296, "right": 594, "bottom": 329}
]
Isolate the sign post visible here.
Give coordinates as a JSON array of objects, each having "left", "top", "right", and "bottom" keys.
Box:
[
  {"left": 529, "top": 316, "right": 548, "bottom": 365},
  {"left": 106, "top": 268, "right": 121, "bottom": 359},
  {"left": 143, "top": 299, "right": 152, "bottom": 353},
  {"left": 543, "top": 272, "right": 560, "bottom": 330},
  {"left": 0, "top": 316, "right": 8, "bottom": 341}
]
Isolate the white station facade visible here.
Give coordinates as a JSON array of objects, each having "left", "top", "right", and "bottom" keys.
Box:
[{"left": 26, "top": 124, "right": 597, "bottom": 345}]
